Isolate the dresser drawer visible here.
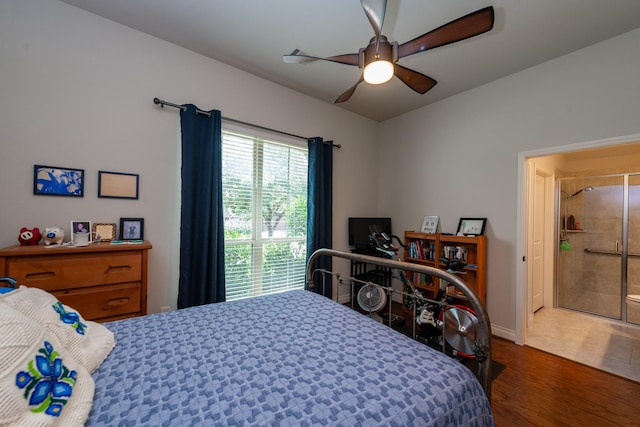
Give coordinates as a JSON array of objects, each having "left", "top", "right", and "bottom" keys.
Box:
[
  {"left": 6, "top": 252, "right": 142, "bottom": 291},
  {"left": 0, "top": 241, "right": 151, "bottom": 320},
  {"left": 54, "top": 282, "right": 141, "bottom": 321}
]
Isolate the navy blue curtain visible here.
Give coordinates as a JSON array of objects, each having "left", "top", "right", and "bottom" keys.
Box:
[
  {"left": 177, "top": 105, "right": 226, "bottom": 308},
  {"left": 307, "top": 137, "right": 333, "bottom": 298}
]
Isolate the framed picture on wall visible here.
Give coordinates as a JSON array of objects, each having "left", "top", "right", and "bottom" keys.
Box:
[
  {"left": 457, "top": 218, "right": 487, "bottom": 236},
  {"left": 33, "top": 165, "right": 84, "bottom": 197},
  {"left": 98, "top": 171, "right": 139, "bottom": 199}
]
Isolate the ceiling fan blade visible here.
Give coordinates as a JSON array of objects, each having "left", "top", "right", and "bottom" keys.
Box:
[
  {"left": 334, "top": 75, "right": 364, "bottom": 103},
  {"left": 283, "top": 49, "right": 359, "bottom": 66},
  {"left": 394, "top": 64, "right": 437, "bottom": 94},
  {"left": 361, "top": 0, "right": 386, "bottom": 37},
  {"left": 398, "top": 6, "right": 495, "bottom": 59}
]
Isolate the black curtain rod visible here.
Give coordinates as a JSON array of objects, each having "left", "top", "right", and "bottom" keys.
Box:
[{"left": 153, "top": 98, "right": 340, "bottom": 148}]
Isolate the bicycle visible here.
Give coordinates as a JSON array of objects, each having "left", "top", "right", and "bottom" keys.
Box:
[{"left": 368, "top": 227, "right": 481, "bottom": 359}]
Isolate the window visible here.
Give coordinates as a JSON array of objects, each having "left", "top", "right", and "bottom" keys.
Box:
[{"left": 222, "top": 130, "right": 308, "bottom": 301}]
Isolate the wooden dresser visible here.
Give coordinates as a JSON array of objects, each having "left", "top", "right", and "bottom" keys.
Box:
[{"left": 0, "top": 241, "right": 152, "bottom": 322}]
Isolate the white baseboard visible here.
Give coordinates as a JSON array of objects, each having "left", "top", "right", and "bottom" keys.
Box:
[{"left": 491, "top": 324, "right": 516, "bottom": 342}]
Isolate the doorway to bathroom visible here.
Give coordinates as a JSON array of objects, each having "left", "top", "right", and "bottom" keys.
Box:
[
  {"left": 557, "top": 174, "right": 640, "bottom": 324},
  {"left": 519, "top": 136, "right": 640, "bottom": 381}
]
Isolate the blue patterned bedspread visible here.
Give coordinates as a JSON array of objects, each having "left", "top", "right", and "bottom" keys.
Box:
[{"left": 87, "top": 290, "right": 493, "bottom": 426}]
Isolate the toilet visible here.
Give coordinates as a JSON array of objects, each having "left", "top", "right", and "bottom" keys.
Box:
[
  {"left": 627, "top": 295, "right": 640, "bottom": 324},
  {"left": 627, "top": 295, "right": 640, "bottom": 305}
]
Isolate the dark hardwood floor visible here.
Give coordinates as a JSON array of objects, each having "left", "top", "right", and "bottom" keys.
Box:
[{"left": 490, "top": 336, "right": 640, "bottom": 426}]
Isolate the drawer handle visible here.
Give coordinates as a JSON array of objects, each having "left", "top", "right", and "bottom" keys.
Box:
[
  {"left": 107, "top": 265, "right": 132, "bottom": 273},
  {"left": 25, "top": 271, "right": 55, "bottom": 280},
  {"left": 107, "top": 297, "right": 130, "bottom": 307}
]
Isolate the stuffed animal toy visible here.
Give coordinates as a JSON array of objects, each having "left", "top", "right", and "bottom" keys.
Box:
[
  {"left": 18, "top": 227, "right": 42, "bottom": 246},
  {"left": 43, "top": 226, "right": 65, "bottom": 246}
]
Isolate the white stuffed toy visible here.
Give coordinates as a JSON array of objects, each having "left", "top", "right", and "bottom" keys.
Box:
[{"left": 43, "top": 226, "right": 65, "bottom": 246}]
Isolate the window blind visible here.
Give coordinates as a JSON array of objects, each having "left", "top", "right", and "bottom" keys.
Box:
[{"left": 222, "top": 130, "right": 308, "bottom": 301}]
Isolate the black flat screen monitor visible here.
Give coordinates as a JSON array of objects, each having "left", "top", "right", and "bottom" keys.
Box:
[{"left": 348, "top": 217, "right": 392, "bottom": 249}]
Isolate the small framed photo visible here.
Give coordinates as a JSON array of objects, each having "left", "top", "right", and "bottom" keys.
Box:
[
  {"left": 120, "top": 218, "right": 144, "bottom": 241},
  {"left": 70, "top": 221, "right": 92, "bottom": 243},
  {"left": 421, "top": 215, "right": 439, "bottom": 234},
  {"left": 34, "top": 165, "right": 84, "bottom": 197},
  {"left": 98, "top": 171, "right": 139, "bottom": 199},
  {"left": 457, "top": 218, "right": 487, "bottom": 236},
  {"left": 93, "top": 223, "right": 117, "bottom": 242}
]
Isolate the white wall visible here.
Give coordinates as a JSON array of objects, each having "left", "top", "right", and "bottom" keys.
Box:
[
  {"left": 3, "top": 1, "right": 640, "bottom": 337},
  {"left": 0, "top": 0, "right": 380, "bottom": 312},
  {"left": 379, "top": 27, "right": 640, "bottom": 336}
]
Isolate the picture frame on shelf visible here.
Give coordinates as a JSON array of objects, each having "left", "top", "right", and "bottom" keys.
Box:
[
  {"left": 93, "top": 223, "right": 117, "bottom": 242},
  {"left": 33, "top": 165, "right": 84, "bottom": 197},
  {"left": 70, "top": 220, "right": 92, "bottom": 243},
  {"left": 119, "top": 218, "right": 144, "bottom": 241},
  {"left": 98, "top": 171, "right": 139, "bottom": 199},
  {"left": 420, "top": 215, "right": 439, "bottom": 234},
  {"left": 457, "top": 218, "right": 487, "bottom": 236}
]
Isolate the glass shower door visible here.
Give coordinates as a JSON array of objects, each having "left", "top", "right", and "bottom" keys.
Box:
[
  {"left": 626, "top": 174, "right": 640, "bottom": 324},
  {"left": 557, "top": 176, "right": 624, "bottom": 319}
]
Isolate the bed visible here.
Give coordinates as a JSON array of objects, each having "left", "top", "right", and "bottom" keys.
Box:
[{"left": 0, "top": 250, "right": 493, "bottom": 426}]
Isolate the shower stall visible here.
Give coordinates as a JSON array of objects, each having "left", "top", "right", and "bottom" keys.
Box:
[{"left": 556, "top": 173, "right": 640, "bottom": 324}]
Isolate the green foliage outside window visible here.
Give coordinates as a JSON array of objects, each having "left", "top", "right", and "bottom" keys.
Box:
[{"left": 222, "top": 131, "right": 307, "bottom": 300}]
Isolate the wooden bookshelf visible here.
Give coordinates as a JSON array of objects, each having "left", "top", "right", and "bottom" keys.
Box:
[{"left": 403, "top": 231, "right": 487, "bottom": 306}]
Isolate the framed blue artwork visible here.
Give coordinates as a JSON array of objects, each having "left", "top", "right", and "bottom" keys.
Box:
[{"left": 33, "top": 164, "right": 84, "bottom": 197}]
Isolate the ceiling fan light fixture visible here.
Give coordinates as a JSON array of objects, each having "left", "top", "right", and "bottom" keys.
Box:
[
  {"left": 286, "top": 5, "right": 495, "bottom": 103},
  {"left": 364, "top": 59, "right": 394, "bottom": 84}
]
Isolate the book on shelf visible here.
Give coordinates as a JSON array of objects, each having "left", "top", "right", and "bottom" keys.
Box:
[
  {"left": 407, "top": 240, "right": 436, "bottom": 260},
  {"left": 409, "top": 272, "right": 433, "bottom": 287}
]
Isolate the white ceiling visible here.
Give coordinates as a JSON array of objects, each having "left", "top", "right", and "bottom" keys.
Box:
[{"left": 60, "top": 0, "right": 640, "bottom": 122}]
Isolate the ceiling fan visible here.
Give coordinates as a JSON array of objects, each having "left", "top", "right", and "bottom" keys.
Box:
[{"left": 283, "top": 0, "right": 494, "bottom": 103}]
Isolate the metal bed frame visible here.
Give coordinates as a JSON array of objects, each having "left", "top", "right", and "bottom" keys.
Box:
[
  {"left": 306, "top": 248, "right": 492, "bottom": 400},
  {"left": 2, "top": 256, "right": 492, "bottom": 397}
]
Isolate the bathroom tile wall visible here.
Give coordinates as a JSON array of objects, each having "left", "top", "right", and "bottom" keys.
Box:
[{"left": 558, "top": 173, "right": 640, "bottom": 323}]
